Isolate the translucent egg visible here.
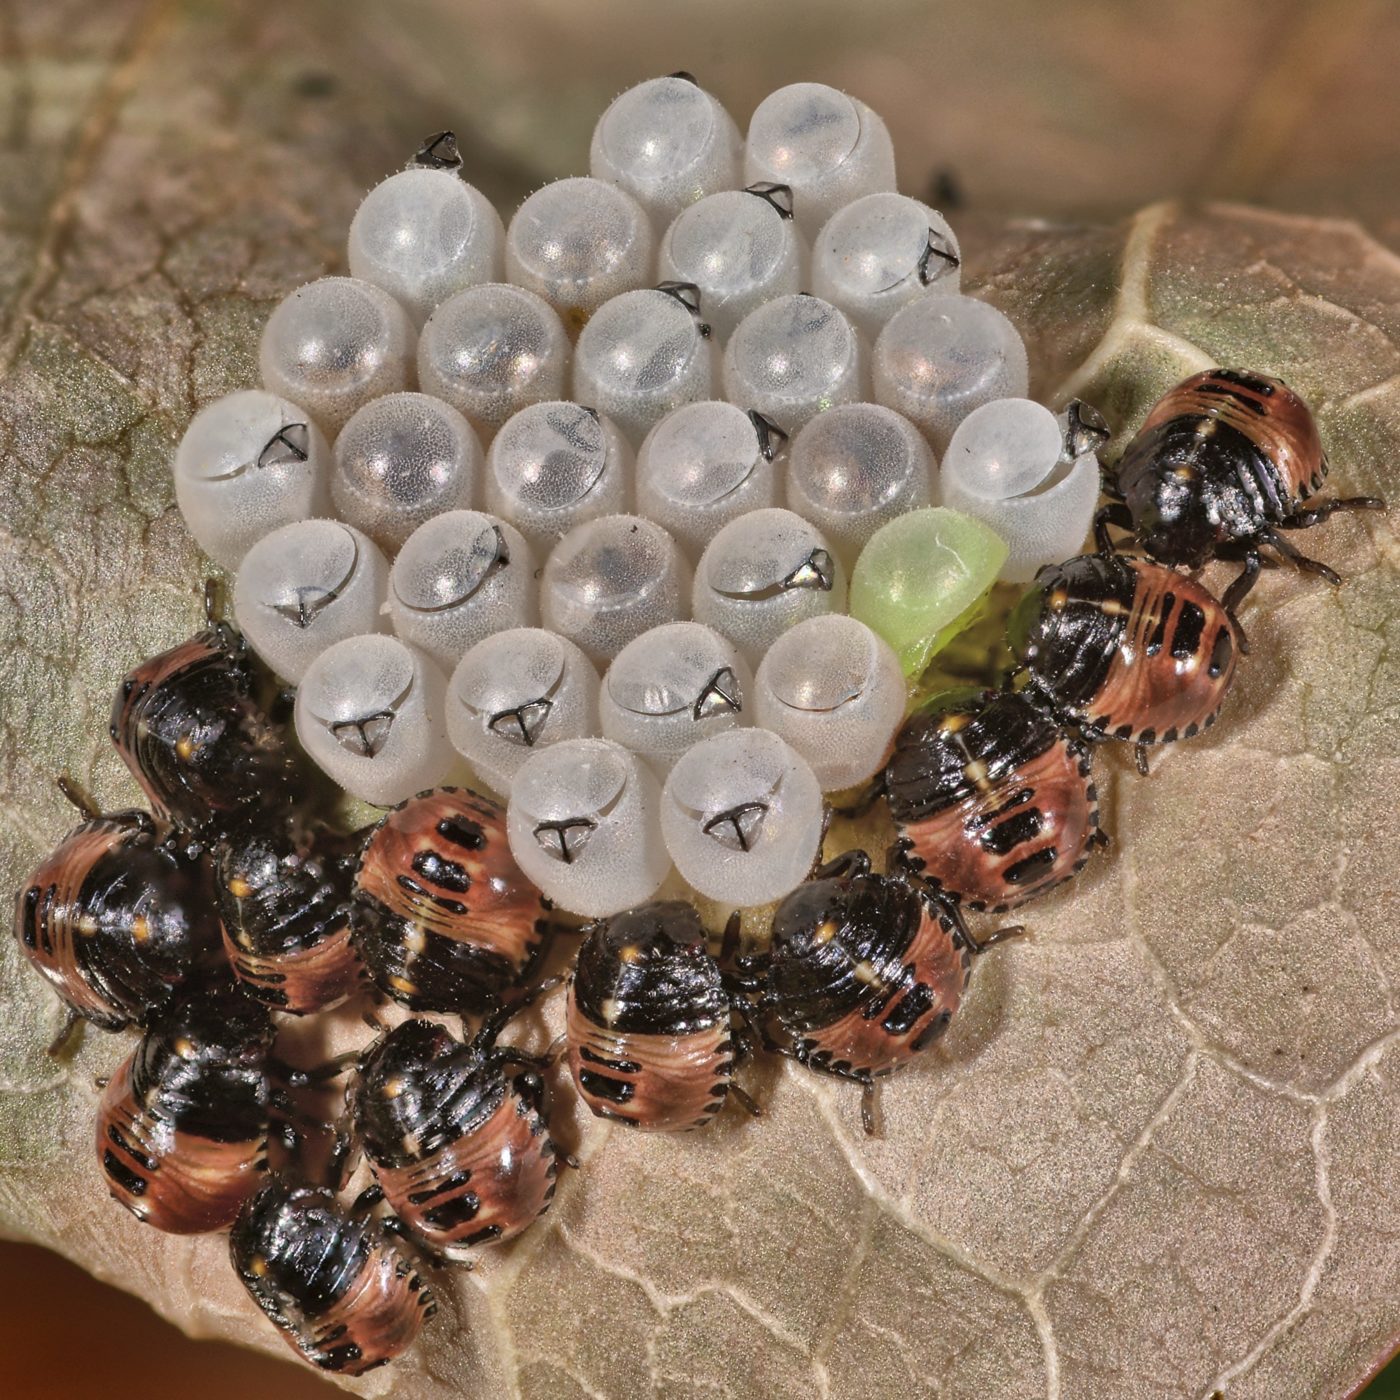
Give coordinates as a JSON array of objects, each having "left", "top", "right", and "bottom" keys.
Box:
[
  {"left": 417, "top": 284, "right": 570, "bottom": 441},
  {"left": 233, "top": 520, "right": 390, "bottom": 684},
  {"left": 540, "top": 515, "right": 690, "bottom": 666},
  {"left": 505, "top": 178, "right": 654, "bottom": 336},
  {"left": 485, "top": 401, "right": 631, "bottom": 554},
  {"left": 599, "top": 622, "right": 752, "bottom": 774},
  {"left": 329, "top": 393, "right": 480, "bottom": 554},
  {"left": 660, "top": 729, "right": 823, "bottom": 907},
  {"left": 447, "top": 628, "right": 600, "bottom": 798},
  {"left": 387, "top": 511, "right": 537, "bottom": 671},
  {"left": 173, "top": 390, "right": 332, "bottom": 569},
  {"left": 754, "top": 615, "right": 906, "bottom": 791},
  {"left": 259, "top": 277, "right": 415, "bottom": 437},
  {"left": 295, "top": 635, "right": 452, "bottom": 807},
  {"left": 744, "top": 83, "right": 896, "bottom": 241},
  {"left": 786, "top": 402, "right": 935, "bottom": 570},
  {"left": 872, "top": 293, "right": 1029, "bottom": 452},
  {"left": 347, "top": 167, "right": 505, "bottom": 327},
  {"left": 590, "top": 75, "right": 743, "bottom": 231},
  {"left": 635, "top": 400, "right": 782, "bottom": 560},
  {"left": 657, "top": 185, "right": 805, "bottom": 342},
  {"left": 849, "top": 507, "right": 1009, "bottom": 678},
  {"left": 506, "top": 738, "right": 671, "bottom": 917},
  {"left": 811, "top": 193, "right": 961, "bottom": 341},
  {"left": 722, "top": 294, "right": 867, "bottom": 433},
  {"left": 940, "top": 397, "right": 1107, "bottom": 583},
  {"left": 692, "top": 508, "right": 846, "bottom": 667},
  {"left": 572, "top": 286, "right": 718, "bottom": 445}
]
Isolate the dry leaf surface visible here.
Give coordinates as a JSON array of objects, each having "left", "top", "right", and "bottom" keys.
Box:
[{"left": 0, "top": 5, "right": 1398, "bottom": 1399}]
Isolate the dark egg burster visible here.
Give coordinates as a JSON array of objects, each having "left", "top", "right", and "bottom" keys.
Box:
[
  {"left": 230, "top": 1179, "right": 435, "bottom": 1375},
  {"left": 1011, "top": 552, "right": 1240, "bottom": 759},
  {"left": 350, "top": 1017, "right": 558, "bottom": 1260},
  {"left": 352, "top": 787, "right": 549, "bottom": 1014},
  {"left": 884, "top": 689, "right": 1100, "bottom": 912},
  {"left": 13, "top": 809, "right": 226, "bottom": 1037},
  {"left": 216, "top": 825, "right": 364, "bottom": 1015},
  {"left": 109, "top": 622, "right": 298, "bottom": 838},
  {"left": 97, "top": 990, "right": 277, "bottom": 1233},
  {"left": 566, "top": 901, "right": 737, "bottom": 1132}
]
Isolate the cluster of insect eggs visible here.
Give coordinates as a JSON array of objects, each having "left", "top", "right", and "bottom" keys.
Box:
[{"left": 171, "top": 73, "right": 1124, "bottom": 921}]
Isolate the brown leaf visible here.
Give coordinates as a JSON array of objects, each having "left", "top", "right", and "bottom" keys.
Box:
[{"left": 1, "top": 6, "right": 1397, "bottom": 1399}]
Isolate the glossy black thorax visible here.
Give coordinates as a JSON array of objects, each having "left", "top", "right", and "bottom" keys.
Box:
[
  {"left": 573, "top": 902, "right": 729, "bottom": 1036},
  {"left": 884, "top": 689, "right": 1065, "bottom": 824},
  {"left": 351, "top": 1019, "right": 507, "bottom": 1169},
  {"left": 767, "top": 874, "right": 922, "bottom": 1032}
]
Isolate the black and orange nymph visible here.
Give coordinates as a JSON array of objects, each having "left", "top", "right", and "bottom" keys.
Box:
[{"left": 1098, "top": 368, "right": 1385, "bottom": 611}]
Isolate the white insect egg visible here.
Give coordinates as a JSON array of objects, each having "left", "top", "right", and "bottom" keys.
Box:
[
  {"left": 744, "top": 83, "right": 896, "bottom": 241},
  {"left": 660, "top": 728, "right": 823, "bottom": 907},
  {"left": 417, "top": 283, "right": 571, "bottom": 441},
  {"left": 505, "top": 177, "right": 655, "bottom": 336},
  {"left": 786, "top": 402, "right": 935, "bottom": 570},
  {"left": 447, "top": 628, "right": 600, "bottom": 798},
  {"left": 811, "top": 192, "right": 961, "bottom": 341},
  {"left": 657, "top": 184, "right": 805, "bottom": 342},
  {"left": 295, "top": 634, "right": 453, "bottom": 808},
  {"left": 540, "top": 515, "right": 690, "bottom": 666},
  {"left": 233, "top": 519, "right": 389, "bottom": 684},
  {"left": 387, "top": 511, "right": 537, "bottom": 671},
  {"left": 484, "top": 401, "right": 631, "bottom": 554},
  {"left": 753, "top": 614, "right": 906, "bottom": 791},
  {"left": 635, "top": 400, "right": 782, "bottom": 561},
  {"left": 590, "top": 74, "right": 743, "bottom": 231},
  {"left": 173, "top": 390, "right": 332, "bottom": 569},
  {"left": 598, "top": 621, "right": 752, "bottom": 775},
  {"left": 259, "top": 276, "right": 415, "bottom": 437},
  {"left": 692, "top": 508, "right": 846, "bottom": 668},
  {"left": 722, "top": 293, "right": 868, "bottom": 434},
  {"left": 940, "top": 397, "right": 1109, "bottom": 582},
  {"left": 330, "top": 393, "right": 482, "bottom": 553},
  {"left": 572, "top": 285, "right": 719, "bottom": 446},
  {"left": 872, "top": 293, "right": 1029, "bottom": 452},
  {"left": 506, "top": 738, "right": 671, "bottom": 917},
  {"left": 347, "top": 166, "right": 505, "bottom": 328}
]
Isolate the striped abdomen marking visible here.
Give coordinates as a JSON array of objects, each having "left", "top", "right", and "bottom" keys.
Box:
[
  {"left": 566, "top": 985, "right": 733, "bottom": 1132},
  {"left": 372, "top": 1093, "right": 556, "bottom": 1258},
  {"left": 1137, "top": 368, "right": 1326, "bottom": 508},
  {"left": 1086, "top": 562, "right": 1240, "bottom": 743},
  {"left": 289, "top": 1243, "right": 432, "bottom": 1375},
  {"left": 96, "top": 1063, "right": 266, "bottom": 1233},
  {"left": 356, "top": 789, "right": 543, "bottom": 974},
  {"left": 222, "top": 918, "right": 362, "bottom": 1016},
  {"left": 795, "top": 903, "right": 970, "bottom": 1079},
  {"left": 901, "top": 740, "right": 1096, "bottom": 911},
  {"left": 15, "top": 819, "right": 142, "bottom": 1027}
]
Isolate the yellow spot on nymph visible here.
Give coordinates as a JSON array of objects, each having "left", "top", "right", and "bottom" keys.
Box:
[
  {"left": 402, "top": 925, "right": 427, "bottom": 955},
  {"left": 938, "top": 712, "right": 969, "bottom": 735},
  {"left": 249, "top": 1255, "right": 268, "bottom": 1278},
  {"left": 1176, "top": 462, "right": 1202, "bottom": 478},
  {"left": 601, "top": 997, "right": 622, "bottom": 1028},
  {"left": 76, "top": 915, "right": 99, "bottom": 938},
  {"left": 1098, "top": 599, "right": 1128, "bottom": 617},
  {"left": 131, "top": 915, "right": 150, "bottom": 943},
  {"left": 389, "top": 975, "right": 418, "bottom": 997},
  {"left": 619, "top": 944, "right": 643, "bottom": 964},
  {"left": 174, "top": 1037, "right": 196, "bottom": 1059},
  {"left": 854, "top": 960, "right": 881, "bottom": 986},
  {"left": 227, "top": 876, "right": 252, "bottom": 899},
  {"left": 176, "top": 734, "right": 196, "bottom": 761},
  {"left": 964, "top": 759, "right": 991, "bottom": 790},
  {"left": 382, "top": 1078, "right": 404, "bottom": 1099},
  {"left": 1049, "top": 588, "right": 1069, "bottom": 612},
  {"left": 814, "top": 921, "right": 838, "bottom": 944}
]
